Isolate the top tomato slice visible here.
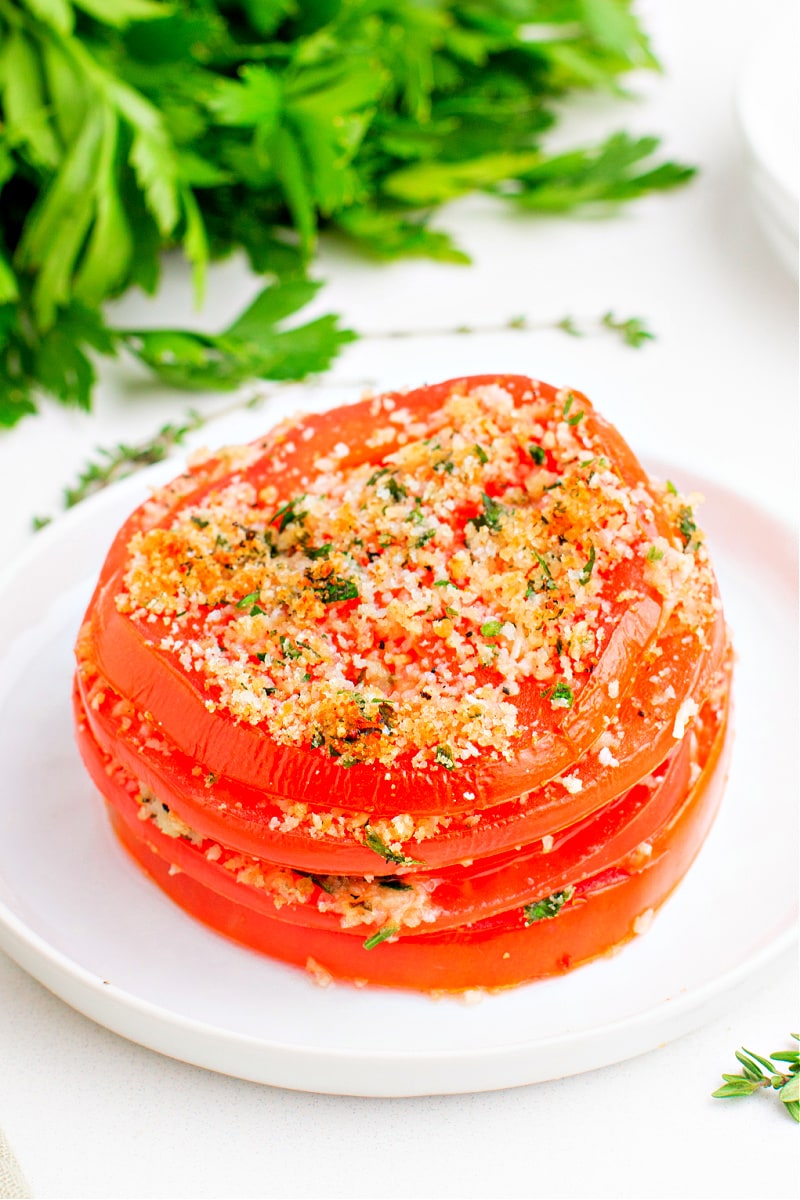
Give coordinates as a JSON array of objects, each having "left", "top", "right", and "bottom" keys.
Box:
[{"left": 82, "top": 374, "right": 719, "bottom": 817}]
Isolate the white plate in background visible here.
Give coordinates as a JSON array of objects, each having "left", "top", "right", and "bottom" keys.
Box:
[{"left": 736, "top": 8, "right": 799, "bottom": 276}]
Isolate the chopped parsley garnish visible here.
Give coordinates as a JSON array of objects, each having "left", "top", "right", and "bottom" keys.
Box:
[
  {"left": 190, "top": 515, "right": 209, "bottom": 529},
  {"left": 279, "top": 635, "right": 302, "bottom": 660},
  {"left": 578, "top": 544, "right": 596, "bottom": 585},
  {"left": 364, "top": 827, "right": 422, "bottom": 867},
  {"left": 549, "top": 681, "right": 574, "bottom": 708},
  {"left": 528, "top": 444, "right": 546, "bottom": 465},
  {"left": 472, "top": 492, "right": 504, "bottom": 533},
  {"left": 563, "top": 393, "right": 575, "bottom": 417},
  {"left": 480, "top": 619, "right": 503, "bottom": 638},
  {"left": 386, "top": 476, "right": 407, "bottom": 502},
  {"left": 311, "top": 573, "right": 360, "bottom": 604},
  {"left": 567, "top": 409, "right": 584, "bottom": 426},
  {"left": 527, "top": 551, "right": 557, "bottom": 596},
  {"left": 236, "top": 591, "right": 260, "bottom": 609},
  {"left": 363, "top": 925, "right": 399, "bottom": 950},
  {"left": 306, "top": 543, "right": 333, "bottom": 560},
  {"left": 434, "top": 578, "right": 457, "bottom": 588},
  {"left": 434, "top": 744, "right": 456, "bottom": 770},
  {"left": 379, "top": 878, "right": 413, "bottom": 891},
  {"left": 646, "top": 545, "right": 664, "bottom": 562},
  {"left": 272, "top": 496, "right": 308, "bottom": 532},
  {"left": 416, "top": 529, "right": 436, "bottom": 547},
  {"left": 677, "top": 505, "right": 697, "bottom": 549},
  {"left": 666, "top": 480, "right": 678, "bottom": 496},
  {"left": 474, "top": 443, "right": 489, "bottom": 464},
  {"left": 523, "top": 886, "right": 575, "bottom": 925}
]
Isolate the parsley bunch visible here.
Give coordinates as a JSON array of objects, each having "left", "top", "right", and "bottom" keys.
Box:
[{"left": 0, "top": 0, "right": 694, "bottom": 428}]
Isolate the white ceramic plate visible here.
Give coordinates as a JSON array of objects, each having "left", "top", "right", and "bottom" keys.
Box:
[
  {"left": 736, "top": 7, "right": 799, "bottom": 276},
  {"left": 0, "top": 419, "right": 796, "bottom": 1097}
]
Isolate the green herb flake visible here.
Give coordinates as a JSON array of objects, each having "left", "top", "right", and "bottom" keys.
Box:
[
  {"left": 578, "top": 544, "right": 596, "bottom": 585},
  {"left": 549, "top": 681, "right": 574, "bottom": 709},
  {"left": 312, "top": 574, "right": 360, "bottom": 604},
  {"left": 523, "top": 886, "right": 575, "bottom": 925},
  {"left": 364, "top": 827, "right": 421, "bottom": 867},
  {"left": 307, "top": 543, "right": 333, "bottom": 560},
  {"left": 562, "top": 393, "right": 574, "bottom": 417},
  {"left": 472, "top": 492, "right": 504, "bottom": 533},
  {"left": 474, "top": 443, "right": 489, "bottom": 464},
  {"left": 386, "top": 476, "right": 407, "bottom": 502},
  {"left": 646, "top": 545, "right": 664, "bottom": 562},
  {"left": 677, "top": 505, "right": 697, "bottom": 549},
  {"left": 190, "top": 515, "right": 209, "bottom": 529},
  {"left": 434, "top": 744, "right": 456, "bottom": 770},
  {"left": 567, "top": 410, "right": 584, "bottom": 426},
  {"left": 480, "top": 619, "right": 503, "bottom": 638},
  {"left": 272, "top": 496, "right": 307, "bottom": 533},
  {"left": 236, "top": 591, "right": 260, "bottom": 609},
  {"left": 363, "top": 925, "right": 399, "bottom": 950},
  {"left": 528, "top": 444, "right": 546, "bottom": 465},
  {"left": 279, "top": 635, "right": 302, "bottom": 660}
]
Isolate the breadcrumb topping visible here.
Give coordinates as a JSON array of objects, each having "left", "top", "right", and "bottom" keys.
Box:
[
  {"left": 115, "top": 382, "right": 713, "bottom": 768},
  {"left": 135, "top": 783, "right": 441, "bottom": 931}
]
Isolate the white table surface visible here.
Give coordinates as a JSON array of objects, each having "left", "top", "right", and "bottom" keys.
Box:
[{"left": 0, "top": 2, "right": 797, "bottom": 1197}]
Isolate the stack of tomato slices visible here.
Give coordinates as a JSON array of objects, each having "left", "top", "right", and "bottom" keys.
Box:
[{"left": 74, "top": 374, "right": 731, "bottom": 992}]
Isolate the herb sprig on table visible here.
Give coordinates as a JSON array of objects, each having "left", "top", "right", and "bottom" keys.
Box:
[
  {"left": 713, "top": 1036, "right": 800, "bottom": 1123},
  {"left": 1, "top": 0, "right": 692, "bottom": 428}
]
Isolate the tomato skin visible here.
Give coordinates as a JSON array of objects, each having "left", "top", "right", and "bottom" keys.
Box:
[
  {"left": 76, "top": 596, "right": 728, "bottom": 872},
  {"left": 74, "top": 373, "right": 732, "bottom": 991},
  {"left": 75, "top": 659, "right": 728, "bottom": 943},
  {"left": 89, "top": 573, "right": 663, "bottom": 815},
  {"left": 104, "top": 689, "right": 729, "bottom": 992},
  {"left": 85, "top": 373, "right": 690, "bottom": 817}
]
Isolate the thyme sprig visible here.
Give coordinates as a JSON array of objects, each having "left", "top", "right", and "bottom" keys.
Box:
[
  {"left": 712, "top": 1035, "right": 799, "bottom": 1122},
  {"left": 31, "top": 309, "right": 656, "bottom": 531},
  {"left": 32, "top": 412, "right": 204, "bottom": 529}
]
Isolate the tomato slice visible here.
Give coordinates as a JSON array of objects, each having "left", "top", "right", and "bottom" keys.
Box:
[
  {"left": 74, "top": 373, "right": 731, "bottom": 991},
  {"left": 75, "top": 655, "right": 728, "bottom": 943},
  {"left": 103, "top": 688, "right": 729, "bottom": 991},
  {"left": 83, "top": 375, "right": 718, "bottom": 817},
  {"left": 76, "top": 615, "right": 728, "bottom": 872}
]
